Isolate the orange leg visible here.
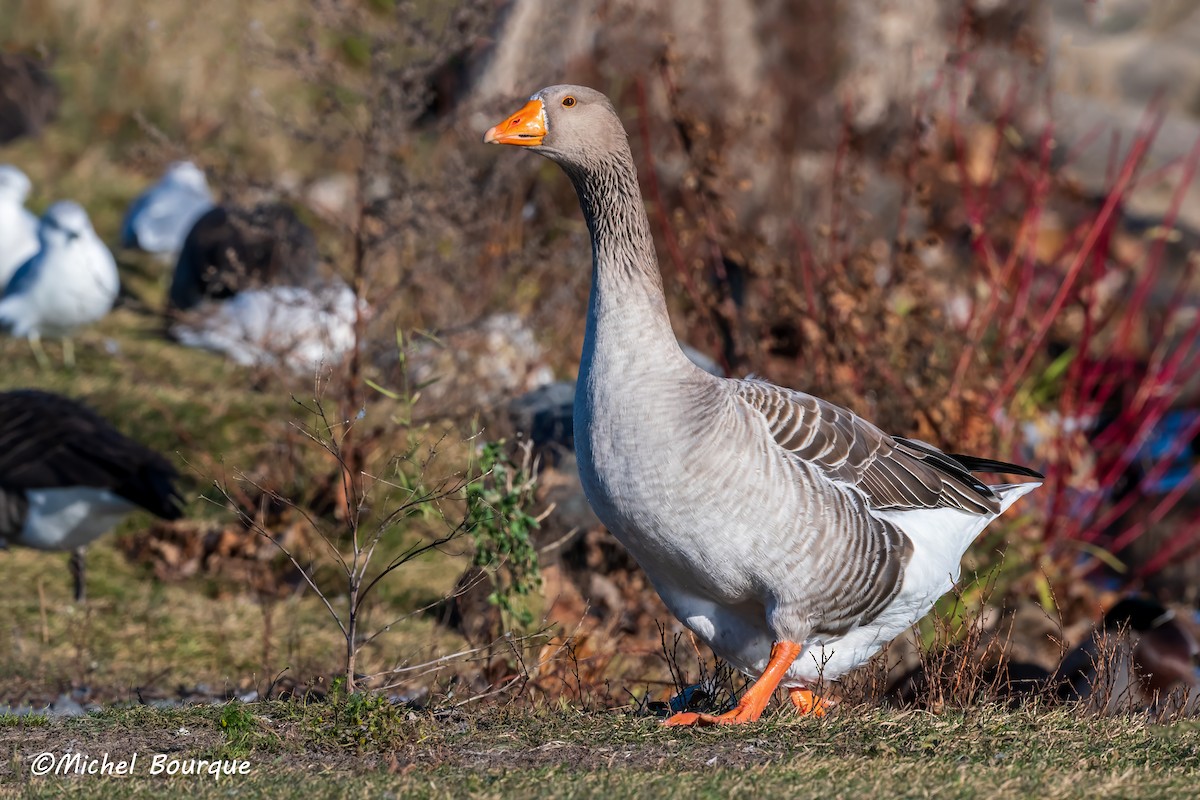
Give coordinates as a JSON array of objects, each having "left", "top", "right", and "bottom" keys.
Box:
[
  {"left": 788, "top": 687, "right": 832, "bottom": 717},
  {"left": 664, "top": 640, "right": 803, "bottom": 727}
]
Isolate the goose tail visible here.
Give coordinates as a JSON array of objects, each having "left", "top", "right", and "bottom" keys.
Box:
[{"left": 992, "top": 481, "right": 1042, "bottom": 514}]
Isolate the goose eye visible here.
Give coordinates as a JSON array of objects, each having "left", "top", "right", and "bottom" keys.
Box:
[{"left": 562, "top": 96, "right": 576, "bottom": 108}]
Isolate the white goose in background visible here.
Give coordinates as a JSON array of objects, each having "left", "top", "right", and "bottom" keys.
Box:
[
  {"left": 485, "top": 85, "right": 1042, "bottom": 726},
  {"left": 0, "top": 200, "right": 119, "bottom": 368},
  {"left": 0, "top": 390, "right": 184, "bottom": 601},
  {"left": 171, "top": 280, "right": 362, "bottom": 373},
  {"left": 0, "top": 165, "right": 40, "bottom": 288},
  {"left": 120, "top": 160, "right": 215, "bottom": 257}
]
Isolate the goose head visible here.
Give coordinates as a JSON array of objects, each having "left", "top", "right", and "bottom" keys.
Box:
[
  {"left": 484, "top": 85, "right": 628, "bottom": 168},
  {"left": 0, "top": 165, "right": 32, "bottom": 203},
  {"left": 39, "top": 200, "right": 94, "bottom": 245}
]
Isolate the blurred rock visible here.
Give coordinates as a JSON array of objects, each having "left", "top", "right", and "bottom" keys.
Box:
[
  {"left": 304, "top": 172, "right": 357, "bottom": 225},
  {"left": 1036, "top": 1, "right": 1200, "bottom": 229},
  {"left": 533, "top": 452, "right": 603, "bottom": 537},
  {"left": 882, "top": 597, "right": 1064, "bottom": 710},
  {"left": 407, "top": 313, "right": 555, "bottom": 413},
  {"left": 0, "top": 53, "right": 59, "bottom": 144},
  {"left": 508, "top": 381, "right": 576, "bottom": 463},
  {"left": 835, "top": 0, "right": 946, "bottom": 133},
  {"left": 465, "top": 0, "right": 602, "bottom": 107},
  {"left": 885, "top": 657, "right": 1054, "bottom": 710},
  {"left": 48, "top": 693, "right": 85, "bottom": 717}
]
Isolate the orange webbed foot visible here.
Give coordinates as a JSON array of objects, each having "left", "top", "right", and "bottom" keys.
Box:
[
  {"left": 788, "top": 687, "right": 833, "bottom": 717},
  {"left": 663, "top": 705, "right": 764, "bottom": 727},
  {"left": 661, "top": 640, "right": 803, "bottom": 728}
]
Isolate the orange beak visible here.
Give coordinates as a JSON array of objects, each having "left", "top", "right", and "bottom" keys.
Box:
[{"left": 483, "top": 98, "right": 546, "bottom": 146}]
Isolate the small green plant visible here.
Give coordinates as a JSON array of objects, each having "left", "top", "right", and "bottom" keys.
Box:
[
  {"left": 0, "top": 711, "right": 48, "bottom": 728},
  {"left": 340, "top": 691, "right": 404, "bottom": 750},
  {"left": 467, "top": 441, "right": 543, "bottom": 628},
  {"left": 315, "top": 679, "right": 406, "bottom": 750},
  {"left": 218, "top": 700, "right": 257, "bottom": 755}
]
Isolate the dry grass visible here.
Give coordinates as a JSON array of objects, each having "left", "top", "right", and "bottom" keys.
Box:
[
  {"left": 2, "top": 702, "right": 1199, "bottom": 799},
  {"left": 0, "top": 526, "right": 468, "bottom": 709}
]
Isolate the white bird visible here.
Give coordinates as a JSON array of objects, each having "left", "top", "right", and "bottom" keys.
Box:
[
  {"left": 0, "top": 390, "right": 184, "bottom": 601},
  {"left": 171, "top": 281, "right": 362, "bottom": 373},
  {"left": 120, "top": 161, "right": 214, "bottom": 256},
  {"left": 0, "top": 165, "right": 40, "bottom": 288},
  {"left": 485, "top": 85, "right": 1042, "bottom": 725},
  {"left": 0, "top": 200, "right": 120, "bottom": 368}
]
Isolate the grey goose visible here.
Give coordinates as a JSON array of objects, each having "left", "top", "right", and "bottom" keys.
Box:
[
  {"left": 485, "top": 85, "right": 1042, "bottom": 726},
  {"left": 0, "top": 390, "right": 184, "bottom": 600}
]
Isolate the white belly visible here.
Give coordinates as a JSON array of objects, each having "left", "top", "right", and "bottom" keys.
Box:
[
  {"left": 33, "top": 281, "right": 114, "bottom": 335},
  {"left": 17, "top": 487, "right": 134, "bottom": 551},
  {"left": 653, "top": 506, "right": 980, "bottom": 685}
]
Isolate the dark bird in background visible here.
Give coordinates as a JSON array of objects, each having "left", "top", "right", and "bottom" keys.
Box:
[
  {"left": 1053, "top": 596, "right": 1200, "bottom": 712},
  {"left": 885, "top": 596, "right": 1199, "bottom": 711},
  {"left": 168, "top": 202, "right": 319, "bottom": 312},
  {"left": 0, "top": 390, "right": 184, "bottom": 601}
]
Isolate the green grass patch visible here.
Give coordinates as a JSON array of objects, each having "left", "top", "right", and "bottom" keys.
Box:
[{"left": 2, "top": 703, "right": 1199, "bottom": 799}]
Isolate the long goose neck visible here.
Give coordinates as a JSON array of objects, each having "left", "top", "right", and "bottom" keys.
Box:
[{"left": 562, "top": 146, "right": 684, "bottom": 370}]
